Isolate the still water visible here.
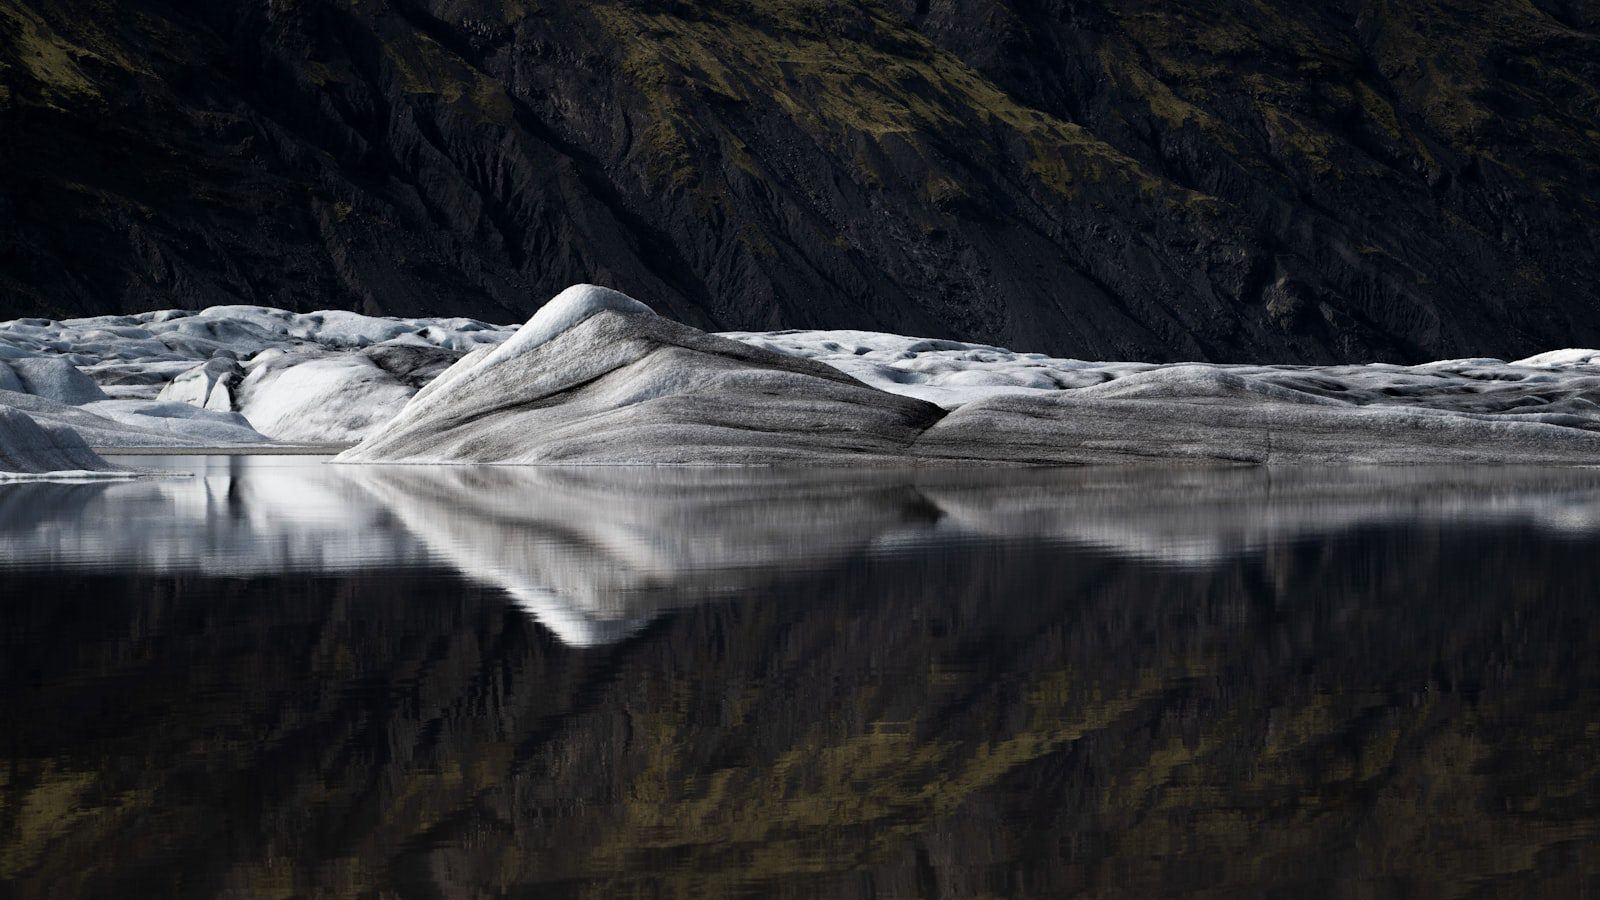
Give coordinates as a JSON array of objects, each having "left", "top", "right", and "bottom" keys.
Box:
[{"left": 3, "top": 457, "right": 1600, "bottom": 898}]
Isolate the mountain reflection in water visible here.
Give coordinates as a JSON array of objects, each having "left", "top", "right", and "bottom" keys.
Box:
[{"left": 2, "top": 458, "right": 1598, "bottom": 897}]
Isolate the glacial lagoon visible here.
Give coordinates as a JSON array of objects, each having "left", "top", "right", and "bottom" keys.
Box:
[{"left": 3, "top": 458, "right": 1600, "bottom": 896}]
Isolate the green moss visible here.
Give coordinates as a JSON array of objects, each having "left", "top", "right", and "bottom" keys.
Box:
[
  {"left": 0, "top": 5, "right": 102, "bottom": 107},
  {"left": 1103, "top": 47, "right": 1222, "bottom": 138},
  {"left": 381, "top": 27, "right": 514, "bottom": 125},
  {"left": 593, "top": 0, "right": 1201, "bottom": 206},
  {"left": 1350, "top": 81, "right": 1403, "bottom": 142},
  {"left": 1260, "top": 104, "right": 1339, "bottom": 177},
  {"left": 924, "top": 174, "right": 966, "bottom": 207}
]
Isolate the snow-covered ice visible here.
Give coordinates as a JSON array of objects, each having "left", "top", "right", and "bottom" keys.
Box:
[
  {"left": 722, "top": 328, "right": 1140, "bottom": 407},
  {"left": 232, "top": 349, "right": 440, "bottom": 443},
  {"left": 0, "top": 356, "right": 110, "bottom": 404},
  {"left": 489, "top": 284, "right": 654, "bottom": 359}
]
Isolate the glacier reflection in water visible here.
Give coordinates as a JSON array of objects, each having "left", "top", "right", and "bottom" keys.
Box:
[
  {"left": 4, "top": 458, "right": 1600, "bottom": 897},
  {"left": 6, "top": 457, "right": 1600, "bottom": 645}
]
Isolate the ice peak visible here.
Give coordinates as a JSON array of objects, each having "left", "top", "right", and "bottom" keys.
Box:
[
  {"left": 499, "top": 285, "right": 656, "bottom": 359},
  {"left": 396, "top": 285, "right": 657, "bottom": 412}
]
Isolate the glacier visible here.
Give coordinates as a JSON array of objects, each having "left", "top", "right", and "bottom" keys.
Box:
[
  {"left": 6, "top": 285, "right": 1600, "bottom": 466},
  {"left": 340, "top": 286, "right": 1600, "bottom": 466}
]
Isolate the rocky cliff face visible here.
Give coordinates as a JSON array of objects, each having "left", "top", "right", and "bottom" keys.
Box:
[{"left": 2, "top": 0, "right": 1597, "bottom": 362}]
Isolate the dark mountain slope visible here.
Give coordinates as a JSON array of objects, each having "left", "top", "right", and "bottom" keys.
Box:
[{"left": 0, "top": 0, "right": 1596, "bottom": 361}]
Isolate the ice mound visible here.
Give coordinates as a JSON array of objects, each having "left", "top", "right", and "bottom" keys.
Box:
[
  {"left": 401, "top": 285, "right": 654, "bottom": 413},
  {"left": 722, "top": 328, "right": 1133, "bottom": 407},
  {"left": 0, "top": 357, "right": 109, "bottom": 404},
  {"left": 338, "top": 288, "right": 944, "bottom": 464},
  {"left": 233, "top": 353, "right": 413, "bottom": 444},
  {"left": 915, "top": 388, "right": 1600, "bottom": 465},
  {"left": 78, "top": 399, "right": 268, "bottom": 446},
  {"left": 0, "top": 328, "right": 270, "bottom": 449},
  {"left": 0, "top": 306, "right": 509, "bottom": 362},
  {"left": 721, "top": 331, "right": 1600, "bottom": 425},
  {"left": 151, "top": 342, "right": 466, "bottom": 443},
  {"left": 0, "top": 407, "right": 124, "bottom": 478}
]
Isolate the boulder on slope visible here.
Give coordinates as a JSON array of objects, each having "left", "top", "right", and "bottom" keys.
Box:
[{"left": 338, "top": 286, "right": 946, "bottom": 464}]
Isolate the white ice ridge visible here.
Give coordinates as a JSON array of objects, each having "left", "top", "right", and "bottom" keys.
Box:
[
  {"left": 1511, "top": 349, "right": 1600, "bottom": 367},
  {"left": 726, "top": 328, "right": 1600, "bottom": 414},
  {"left": 0, "top": 306, "right": 510, "bottom": 363}
]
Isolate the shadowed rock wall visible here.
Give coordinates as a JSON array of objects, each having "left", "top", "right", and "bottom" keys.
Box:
[{"left": 2, "top": 0, "right": 1597, "bottom": 362}]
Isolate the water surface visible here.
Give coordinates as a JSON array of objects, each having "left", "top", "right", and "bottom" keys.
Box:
[{"left": 3, "top": 458, "right": 1599, "bottom": 897}]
